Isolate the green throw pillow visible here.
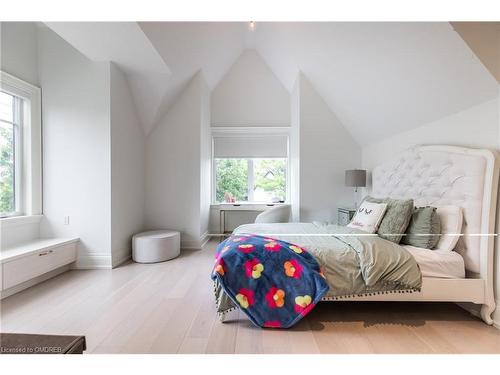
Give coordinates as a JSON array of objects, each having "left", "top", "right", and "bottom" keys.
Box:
[
  {"left": 401, "top": 206, "right": 441, "bottom": 249},
  {"left": 364, "top": 196, "right": 414, "bottom": 243}
]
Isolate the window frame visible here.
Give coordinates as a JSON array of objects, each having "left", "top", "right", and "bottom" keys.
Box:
[
  {"left": 210, "top": 127, "right": 290, "bottom": 204},
  {"left": 0, "top": 71, "right": 42, "bottom": 219}
]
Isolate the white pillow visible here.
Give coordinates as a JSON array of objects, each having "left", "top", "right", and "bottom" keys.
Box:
[
  {"left": 347, "top": 201, "right": 388, "bottom": 234},
  {"left": 435, "top": 205, "right": 463, "bottom": 251}
]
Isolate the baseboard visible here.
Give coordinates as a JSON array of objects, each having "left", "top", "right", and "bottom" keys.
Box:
[
  {"left": 181, "top": 241, "right": 202, "bottom": 250},
  {"left": 112, "top": 248, "right": 131, "bottom": 268},
  {"left": 181, "top": 232, "right": 209, "bottom": 250},
  {"left": 76, "top": 234, "right": 208, "bottom": 268},
  {"left": 75, "top": 233, "right": 209, "bottom": 267},
  {"left": 199, "top": 231, "right": 210, "bottom": 248},
  {"left": 0, "top": 264, "right": 72, "bottom": 299},
  {"left": 75, "top": 253, "right": 113, "bottom": 269}
]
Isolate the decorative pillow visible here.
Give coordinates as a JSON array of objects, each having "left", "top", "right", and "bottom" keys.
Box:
[
  {"left": 434, "top": 206, "right": 463, "bottom": 252},
  {"left": 364, "top": 196, "right": 414, "bottom": 243},
  {"left": 347, "top": 201, "right": 387, "bottom": 234},
  {"left": 400, "top": 206, "right": 441, "bottom": 249}
]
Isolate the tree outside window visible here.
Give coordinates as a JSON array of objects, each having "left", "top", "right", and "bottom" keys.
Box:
[
  {"left": 0, "top": 91, "right": 15, "bottom": 215},
  {"left": 253, "top": 159, "right": 286, "bottom": 202},
  {"left": 215, "top": 159, "right": 248, "bottom": 202},
  {"left": 215, "top": 158, "right": 287, "bottom": 203}
]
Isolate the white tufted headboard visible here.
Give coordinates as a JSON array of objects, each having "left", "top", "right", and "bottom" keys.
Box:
[{"left": 371, "top": 145, "right": 499, "bottom": 276}]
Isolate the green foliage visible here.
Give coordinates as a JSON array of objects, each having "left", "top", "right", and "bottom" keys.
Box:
[
  {"left": 215, "top": 158, "right": 287, "bottom": 203},
  {"left": 0, "top": 124, "right": 15, "bottom": 214},
  {"left": 254, "top": 159, "right": 286, "bottom": 200},
  {"left": 215, "top": 159, "right": 248, "bottom": 202}
]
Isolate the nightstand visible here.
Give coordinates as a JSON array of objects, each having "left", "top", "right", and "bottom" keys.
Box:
[{"left": 338, "top": 207, "right": 357, "bottom": 226}]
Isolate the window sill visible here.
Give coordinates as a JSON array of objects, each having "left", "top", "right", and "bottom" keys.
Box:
[
  {"left": 211, "top": 203, "right": 289, "bottom": 211},
  {"left": 211, "top": 202, "right": 288, "bottom": 206},
  {"left": 0, "top": 215, "right": 43, "bottom": 228}
]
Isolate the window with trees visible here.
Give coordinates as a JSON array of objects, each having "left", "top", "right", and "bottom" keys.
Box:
[
  {"left": 212, "top": 129, "right": 289, "bottom": 204},
  {"left": 0, "top": 91, "right": 22, "bottom": 217},
  {"left": 0, "top": 71, "right": 42, "bottom": 219},
  {"left": 215, "top": 158, "right": 287, "bottom": 203}
]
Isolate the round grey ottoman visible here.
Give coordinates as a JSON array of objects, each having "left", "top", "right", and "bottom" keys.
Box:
[{"left": 132, "top": 230, "right": 180, "bottom": 263}]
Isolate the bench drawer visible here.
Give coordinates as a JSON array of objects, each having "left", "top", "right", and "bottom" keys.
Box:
[{"left": 2, "top": 243, "right": 77, "bottom": 289}]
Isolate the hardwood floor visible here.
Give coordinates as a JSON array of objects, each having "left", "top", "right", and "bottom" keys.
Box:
[{"left": 1, "top": 240, "right": 500, "bottom": 354}]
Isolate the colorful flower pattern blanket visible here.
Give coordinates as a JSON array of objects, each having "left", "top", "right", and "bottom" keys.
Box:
[{"left": 211, "top": 234, "right": 329, "bottom": 329}]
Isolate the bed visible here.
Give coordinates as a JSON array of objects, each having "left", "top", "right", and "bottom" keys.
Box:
[{"left": 226, "top": 145, "right": 499, "bottom": 325}]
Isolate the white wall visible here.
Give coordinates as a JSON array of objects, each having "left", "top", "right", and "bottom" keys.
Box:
[
  {"left": 1, "top": 24, "right": 153, "bottom": 269},
  {"left": 199, "top": 76, "right": 211, "bottom": 239},
  {"left": 211, "top": 49, "right": 290, "bottom": 127},
  {"left": 361, "top": 96, "right": 500, "bottom": 327},
  {"left": 0, "top": 22, "right": 39, "bottom": 86},
  {"left": 208, "top": 49, "right": 293, "bottom": 230},
  {"left": 290, "top": 76, "right": 301, "bottom": 222},
  {"left": 1, "top": 217, "right": 41, "bottom": 249},
  {"left": 38, "top": 26, "right": 112, "bottom": 268},
  {"left": 208, "top": 69, "right": 362, "bottom": 226},
  {"left": 362, "top": 99, "right": 499, "bottom": 171},
  {"left": 146, "top": 71, "right": 210, "bottom": 249},
  {"left": 299, "top": 74, "right": 362, "bottom": 222},
  {"left": 110, "top": 63, "right": 146, "bottom": 267},
  {"left": 2, "top": 26, "right": 146, "bottom": 269}
]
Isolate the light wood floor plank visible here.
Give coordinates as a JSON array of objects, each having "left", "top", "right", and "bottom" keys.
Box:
[
  {"left": 119, "top": 298, "right": 180, "bottom": 354},
  {"left": 234, "top": 310, "right": 264, "bottom": 354}
]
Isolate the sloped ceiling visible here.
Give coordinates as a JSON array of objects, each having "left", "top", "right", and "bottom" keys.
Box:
[
  {"left": 45, "top": 22, "right": 248, "bottom": 134},
  {"left": 138, "top": 22, "right": 247, "bottom": 130},
  {"left": 254, "top": 22, "right": 499, "bottom": 145},
  {"left": 45, "top": 22, "right": 172, "bottom": 132},
  {"left": 46, "top": 22, "right": 498, "bottom": 144}
]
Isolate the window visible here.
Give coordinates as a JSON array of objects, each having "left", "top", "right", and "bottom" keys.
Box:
[
  {"left": 215, "top": 158, "right": 248, "bottom": 202},
  {"left": 215, "top": 158, "right": 287, "bottom": 203},
  {"left": 212, "top": 128, "right": 289, "bottom": 204},
  {"left": 0, "top": 71, "right": 42, "bottom": 219},
  {"left": 0, "top": 91, "right": 22, "bottom": 217}
]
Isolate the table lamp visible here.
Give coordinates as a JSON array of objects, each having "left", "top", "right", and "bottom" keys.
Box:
[{"left": 345, "top": 169, "right": 367, "bottom": 208}]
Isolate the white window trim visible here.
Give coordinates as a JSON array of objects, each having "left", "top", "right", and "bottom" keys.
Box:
[
  {"left": 210, "top": 126, "right": 291, "bottom": 204},
  {"left": 0, "top": 71, "right": 42, "bottom": 218},
  {"left": 247, "top": 158, "right": 254, "bottom": 202},
  {"left": 14, "top": 96, "right": 24, "bottom": 215}
]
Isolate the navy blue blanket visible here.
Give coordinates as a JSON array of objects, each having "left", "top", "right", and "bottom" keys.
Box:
[{"left": 211, "top": 234, "right": 329, "bottom": 328}]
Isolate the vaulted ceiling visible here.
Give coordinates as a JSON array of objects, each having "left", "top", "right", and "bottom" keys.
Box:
[
  {"left": 45, "top": 22, "right": 499, "bottom": 144},
  {"left": 138, "top": 22, "right": 246, "bottom": 131},
  {"left": 255, "top": 22, "right": 498, "bottom": 145}
]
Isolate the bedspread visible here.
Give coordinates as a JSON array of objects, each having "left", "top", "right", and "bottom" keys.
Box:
[{"left": 213, "top": 223, "right": 422, "bottom": 324}]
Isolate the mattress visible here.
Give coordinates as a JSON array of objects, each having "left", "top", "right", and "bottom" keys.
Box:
[{"left": 402, "top": 245, "right": 465, "bottom": 279}]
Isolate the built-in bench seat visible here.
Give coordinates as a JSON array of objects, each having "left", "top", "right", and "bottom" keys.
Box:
[{"left": 0, "top": 238, "right": 79, "bottom": 298}]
